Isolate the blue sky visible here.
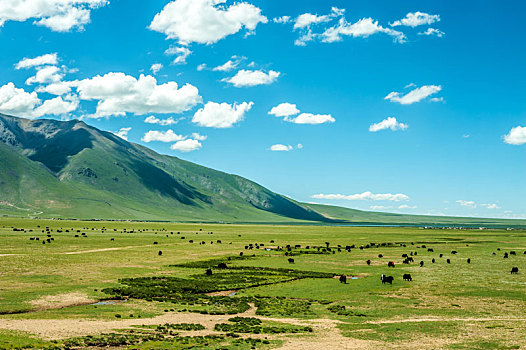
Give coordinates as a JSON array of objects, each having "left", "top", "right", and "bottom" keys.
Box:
[{"left": 0, "top": 0, "right": 524, "bottom": 218}]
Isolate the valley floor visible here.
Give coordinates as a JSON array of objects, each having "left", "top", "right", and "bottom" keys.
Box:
[{"left": 0, "top": 218, "right": 524, "bottom": 349}]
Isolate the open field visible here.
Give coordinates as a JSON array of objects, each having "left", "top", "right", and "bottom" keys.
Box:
[{"left": 0, "top": 218, "right": 524, "bottom": 349}]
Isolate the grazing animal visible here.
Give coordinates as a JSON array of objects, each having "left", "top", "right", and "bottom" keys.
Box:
[
  {"left": 288, "top": 258, "right": 295, "bottom": 264},
  {"left": 378, "top": 254, "right": 383, "bottom": 258},
  {"left": 381, "top": 274, "right": 394, "bottom": 284},
  {"left": 403, "top": 273, "right": 412, "bottom": 281},
  {"left": 419, "top": 261, "right": 424, "bottom": 267},
  {"left": 451, "top": 251, "right": 457, "bottom": 254},
  {"left": 402, "top": 254, "right": 408, "bottom": 258},
  {"left": 339, "top": 275, "right": 347, "bottom": 284},
  {"left": 205, "top": 268, "right": 212, "bottom": 276},
  {"left": 467, "top": 258, "right": 471, "bottom": 264},
  {"left": 504, "top": 253, "right": 509, "bottom": 258},
  {"left": 511, "top": 267, "right": 519, "bottom": 274},
  {"left": 510, "top": 251, "right": 516, "bottom": 256},
  {"left": 218, "top": 262, "right": 228, "bottom": 269},
  {"left": 366, "top": 260, "right": 371, "bottom": 265},
  {"left": 388, "top": 261, "right": 395, "bottom": 268},
  {"left": 447, "top": 259, "right": 451, "bottom": 264},
  {"left": 440, "top": 253, "right": 443, "bottom": 258},
  {"left": 432, "top": 258, "right": 436, "bottom": 263},
  {"left": 427, "top": 248, "right": 434, "bottom": 252},
  {"left": 158, "top": 251, "right": 162, "bottom": 256}
]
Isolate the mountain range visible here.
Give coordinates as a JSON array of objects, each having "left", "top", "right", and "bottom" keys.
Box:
[{"left": 1, "top": 114, "right": 524, "bottom": 227}]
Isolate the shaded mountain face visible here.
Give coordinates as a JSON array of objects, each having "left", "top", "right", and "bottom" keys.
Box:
[{"left": 0, "top": 114, "right": 331, "bottom": 222}]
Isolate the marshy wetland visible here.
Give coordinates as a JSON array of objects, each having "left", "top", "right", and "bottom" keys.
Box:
[{"left": 0, "top": 218, "right": 524, "bottom": 349}]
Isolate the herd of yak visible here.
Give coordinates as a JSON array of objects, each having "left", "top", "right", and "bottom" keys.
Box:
[{"left": 12, "top": 225, "right": 524, "bottom": 287}]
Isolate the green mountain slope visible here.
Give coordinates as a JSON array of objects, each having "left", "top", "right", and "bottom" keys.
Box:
[
  {"left": 0, "top": 114, "right": 330, "bottom": 222},
  {"left": 1, "top": 114, "right": 524, "bottom": 227}
]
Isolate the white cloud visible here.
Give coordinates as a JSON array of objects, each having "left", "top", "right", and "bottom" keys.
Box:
[
  {"left": 191, "top": 132, "right": 207, "bottom": 141},
  {"left": 0, "top": 0, "right": 108, "bottom": 32},
  {"left": 32, "top": 95, "right": 79, "bottom": 117},
  {"left": 419, "top": 28, "right": 445, "bottom": 37},
  {"left": 141, "top": 129, "right": 185, "bottom": 143},
  {"left": 370, "top": 205, "right": 391, "bottom": 210},
  {"left": 292, "top": 8, "right": 406, "bottom": 45},
  {"left": 385, "top": 85, "right": 442, "bottom": 105},
  {"left": 321, "top": 17, "right": 406, "bottom": 44},
  {"left": 213, "top": 56, "right": 245, "bottom": 72},
  {"left": 114, "top": 127, "right": 131, "bottom": 141},
  {"left": 74, "top": 73, "right": 201, "bottom": 117},
  {"left": 398, "top": 204, "right": 417, "bottom": 209},
  {"left": 481, "top": 203, "right": 500, "bottom": 209},
  {"left": 273, "top": 16, "right": 291, "bottom": 24},
  {"left": 286, "top": 113, "right": 335, "bottom": 125},
  {"left": 369, "top": 117, "right": 408, "bottom": 132},
  {"left": 268, "top": 103, "right": 300, "bottom": 117},
  {"left": 456, "top": 200, "right": 476, "bottom": 208},
  {"left": 192, "top": 101, "right": 253, "bottom": 128},
  {"left": 504, "top": 126, "right": 526, "bottom": 145},
  {"left": 223, "top": 69, "right": 280, "bottom": 87},
  {"left": 15, "top": 53, "right": 58, "bottom": 70},
  {"left": 312, "top": 192, "right": 409, "bottom": 202},
  {"left": 0, "top": 82, "right": 78, "bottom": 118},
  {"left": 165, "top": 46, "right": 192, "bottom": 64},
  {"left": 170, "top": 138, "right": 202, "bottom": 152},
  {"left": 270, "top": 144, "right": 293, "bottom": 151},
  {"left": 150, "top": 63, "right": 163, "bottom": 75},
  {"left": 0, "top": 82, "right": 41, "bottom": 116},
  {"left": 144, "top": 115, "right": 179, "bottom": 126},
  {"left": 25, "top": 65, "right": 63, "bottom": 85},
  {"left": 391, "top": 12, "right": 440, "bottom": 27},
  {"left": 197, "top": 64, "right": 207, "bottom": 71},
  {"left": 35, "top": 81, "right": 73, "bottom": 95},
  {"left": 430, "top": 97, "right": 444, "bottom": 103},
  {"left": 149, "top": 0, "right": 267, "bottom": 45},
  {"left": 294, "top": 12, "right": 332, "bottom": 30}
]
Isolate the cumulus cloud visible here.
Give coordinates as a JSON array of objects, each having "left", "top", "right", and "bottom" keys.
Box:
[
  {"left": 385, "top": 85, "right": 442, "bottom": 105},
  {"left": 391, "top": 12, "right": 440, "bottom": 27},
  {"left": 0, "top": 82, "right": 41, "bottom": 116},
  {"left": 192, "top": 101, "right": 253, "bottom": 128},
  {"left": 398, "top": 204, "right": 417, "bottom": 209},
  {"left": 25, "top": 65, "right": 63, "bottom": 85},
  {"left": 0, "top": 82, "right": 78, "bottom": 118},
  {"left": 149, "top": 0, "right": 267, "bottom": 45},
  {"left": 273, "top": 16, "right": 291, "bottom": 24},
  {"left": 141, "top": 129, "right": 185, "bottom": 143},
  {"left": 223, "top": 69, "right": 280, "bottom": 87},
  {"left": 150, "top": 63, "right": 163, "bottom": 75},
  {"left": 165, "top": 46, "right": 192, "bottom": 64},
  {"left": 269, "top": 144, "right": 293, "bottom": 151},
  {"left": 114, "top": 127, "right": 131, "bottom": 141},
  {"left": 144, "top": 115, "right": 179, "bottom": 125},
  {"left": 15, "top": 53, "right": 58, "bottom": 70},
  {"left": 170, "top": 138, "right": 202, "bottom": 152},
  {"left": 35, "top": 81, "right": 73, "bottom": 95},
  {"left": 312, "top": 192, "right": 409, "bottom": 202},
  {"left": 268, "top": 103, "right": 300, "bottom": 117},
  {"left": 286, "top": 113, "right": 335, "bottom": 125},
  {"left": 32, "top": 95, "right": 79, "bottom": 117},
  {"left": 419, "top": 28, "right": 445, "bottom": 37},
  {"left": 320, "top": 17, "right": 406, "bottom": 44},
  {"left": 481, "top": 203, "right": 500, "bottom": 209},
  {"left": 74, "top": 73, "right": 201, "bottom": 117},
  {"left": 369, "top": 117, "right": 408, "bottom": 132},
  {"left": 504, "top": 126, "right": 526, "bottom": 145},
  {"left": 456, "top": 200, "right": 476, "bottom": 208},
  {"left": 191, "top": 132, "right": 207, "bottom": 141},
  {"left": 213, "top": 56, "right": 245, "bottom": 72},
  {"left": 269, "top": 103, "right": 334, "bottom": 125},
  {"left": 0, "top": 0, "right": 108, "bottom": 32},
  {"left": 292, "top": 8, "right": 406, "bottom": 45},
  {"left": 370, "top": 205, "right": 391, "bottom": 210}
]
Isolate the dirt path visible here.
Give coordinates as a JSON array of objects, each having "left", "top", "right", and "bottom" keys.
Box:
[{"left": 61, "top": 245, "right": 147, "bottom": 255}]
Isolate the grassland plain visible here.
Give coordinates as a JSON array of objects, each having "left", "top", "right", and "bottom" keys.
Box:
[{"left": 0, "top": 218, "right": 524, "bottom": 349}]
